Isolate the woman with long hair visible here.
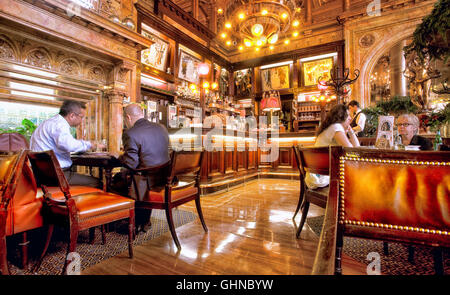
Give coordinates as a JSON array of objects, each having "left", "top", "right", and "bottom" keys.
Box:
[{"left": 305, "top": 103, "right": 360, "bottom": 189}]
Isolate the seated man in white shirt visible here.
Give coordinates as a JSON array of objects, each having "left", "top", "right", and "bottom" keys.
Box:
[
  {"left": 347, "top": 100, "right": 367, "bottom": 137},
  {"left": 30, "top": 100, "right": 104, "bottom": 188}
]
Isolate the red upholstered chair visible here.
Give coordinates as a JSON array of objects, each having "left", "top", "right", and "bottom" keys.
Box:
[
  {"left": 0, "top": 137, "right": 44, "bottom": 274},
  {"left": 0, "top": 150, "right": 28, "bottom": 275},
  {"left": 293, "top": 146, "right": 330, "bottom": 239},
  {"left": 130, "top": 151, "right": 207, "bottom": 249},
  {"left": 28, "top": 150, "right": 135, "bottom": 274},
  {"left": 313, "top": 146, "right": 450, "bottom": 275},
  {"left": 0, "top": 133, "right": 29, "bottom": 151}
]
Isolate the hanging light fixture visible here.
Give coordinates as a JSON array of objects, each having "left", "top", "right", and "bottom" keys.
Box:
[{"left": 217, "top": 0, "right": 302, "bottom": 50}]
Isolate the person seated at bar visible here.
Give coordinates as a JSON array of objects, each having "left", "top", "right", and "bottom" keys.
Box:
[
  {"left": 30, "top": 99, "right": 104, "bottom": 188},
  {"left": 347, "top": 100, "right": 366, "bottom": 137},
  {"left": 396, "top": 113, "right": 432, "bottom": 150},
  {"left": 305, "top": 104, "right": 360, "bottom": 189},
  {"left": 112, "top": 103, "right": 170, "bottom": 232}
]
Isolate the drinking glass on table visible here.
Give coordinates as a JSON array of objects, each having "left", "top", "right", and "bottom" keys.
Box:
[{"left": 95, "top": 139, "right": 107, "bottom": 152}]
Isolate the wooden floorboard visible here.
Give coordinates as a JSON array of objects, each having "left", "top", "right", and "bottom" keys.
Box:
[{"left": 82, "top": 178, "right": 367, "bottom": 275}]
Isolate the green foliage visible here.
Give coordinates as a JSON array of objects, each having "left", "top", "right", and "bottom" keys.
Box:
[
  {"left": 361, "top": 106, "right": 388, "bottom": 137},
  {"left": 419, "top": 103, "right": 450, "bottom": 131},
  {"left": 361, "top": 96, "right": 419, "bottom": 137},
  {"left": 0, "top": 118, "right": 37, "bottom": 140},
  {"left": 403, "top": 0, "right": 450, "bottom": 63},
  {"left": 375, "top": 96, "right": 419, "bottom": 115}
]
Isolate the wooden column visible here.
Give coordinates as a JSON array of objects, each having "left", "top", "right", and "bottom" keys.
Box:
[
  {"left": 344, "top": 0, "right": 350, "bottom": 11},
  {"left": 192, "top": 0, "right": 199, "bottom": 19},
  {"left": 209, "top": 0, "right": 217, "bottom": 33},
  {"left": 306, "top": 0, "right": 312, "bottom": 25},
  {"left": 106, "top": 91, "right": 125, "bottom": 154}
]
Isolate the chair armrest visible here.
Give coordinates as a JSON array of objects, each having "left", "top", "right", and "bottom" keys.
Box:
[{"left": 312, "top": 179, "right": 338, "bottom": 275}]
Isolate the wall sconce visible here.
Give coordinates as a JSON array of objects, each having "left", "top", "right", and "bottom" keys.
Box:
[
  {"left": 109, "top": 15, "right": 121, "bottom": 24},
  {"left": 122, "top": 16, "right": 135, "bottom": 30},
  {"left": 198, "top": 63, "right": 210, "bottom": 76}
]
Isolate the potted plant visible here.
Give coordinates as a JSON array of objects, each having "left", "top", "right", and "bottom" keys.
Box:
[
  {"left": 418, "top": 103, "right": 450, "bottom": 133},
  {"left": 0, "top": 118, "right": 37, "bottom": 140},
  {"left": 361, "top": 96, "right": 419, "bottom": 137},
  {"left": 403, "top": 0, "right": 450, "bottom": 63},
  {"left": 375, "top": 96, "right": 419, "bottom": 116}
]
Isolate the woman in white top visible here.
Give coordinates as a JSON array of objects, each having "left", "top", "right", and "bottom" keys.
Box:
[{"left": 305, "top": 104, "right": 360, "bottom": 189}]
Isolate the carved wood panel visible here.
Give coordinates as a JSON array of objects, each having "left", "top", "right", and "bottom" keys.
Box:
[
  {"left": 237, "top": 150, "right": 246, "bottom": 172},
  {"left": 224, "top": 150, "right": 234, "bottom": 174},
  {"left": 207, "top": 150, "right": 222, "bottom": 177},
  {"left": 247, "top": 150, "right": 257, "bottom": 170},
  {"left": 0, "top": 29, "right": 113, "bottom": 84},
  {"left": 278, "top": 147, "right": 295, "bottom": 169}
]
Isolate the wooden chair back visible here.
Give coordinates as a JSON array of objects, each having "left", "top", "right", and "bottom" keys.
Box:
[
  {"left": 358, "top": 137, "right": 376, "bottom": 146},
  {"left": 295, "top": 146, "right": 330, "bottom": 177},
  {"left": 167, "top": 150, "right": 204, "bottom": 185},
  {"left": 27, "top": 151, "right": 71, "bottom": 200}
]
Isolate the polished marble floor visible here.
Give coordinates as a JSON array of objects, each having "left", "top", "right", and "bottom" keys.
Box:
[{"left": 82, "top": 178, "right": 366, "bottom": 275}]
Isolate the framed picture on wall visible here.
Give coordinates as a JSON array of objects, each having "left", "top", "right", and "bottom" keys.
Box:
[
  {"left": 178, "top": 50, "right": 201, "bottom": 85},
  {"left": 302, "top": 57, "right": 333, "bottom": 87},
  {"left": 141, "top": 30, "right": 170, "bottom": 72},
  {"left": 261, "top": 65, "right": 290, "bottom": 92}
]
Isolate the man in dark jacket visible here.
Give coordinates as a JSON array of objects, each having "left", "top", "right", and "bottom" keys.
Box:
[{"left": 113, "top": 103, "right": 170, "bottom": 232}]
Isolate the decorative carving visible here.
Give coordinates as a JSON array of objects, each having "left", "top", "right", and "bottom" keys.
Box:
[
  {"left": 234, "top": 68, "right": 252, "bottom": 97},
  {"left": 116, "top": 67, "right": 129, "bottom": 83},
  {"left": 59, "top": 58, "right": 81, "bottom": 76},
  {"left": 0, "top": 30, "right": 113, "bottom": 83},
  {"left": 0, "top": 35, "right": 15, "bottom": 60},
  {"left": 100, "top": 0, "right": 120, "bottom": 18},
  {"left": 403, "top": 51, "right": 441, "bottom": 111},
  {"left": 87, "top": 65, "right": 106, "bottom": 81},
  {"left": 24, "top": 48, "right": 51, "bottom": 69},
  {"left": 359, "top": 34, "right": 375, "bottom": 48}
]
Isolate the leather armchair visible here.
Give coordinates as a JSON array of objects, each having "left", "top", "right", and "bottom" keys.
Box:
[
  {"left": 313, "top": 146, "right": 450, "bottom": 275},
  {"left": 0, "top": 133, "right": 29, "bottom": 152},
  {"left": 130, "top": 150, "right": 207, "bottom": 249},
  {"left": 1, "top": 150, "right": 28, "bottom": 275},
  {"left": 28, "top": 150, "right": 135, "bottom": 274}
]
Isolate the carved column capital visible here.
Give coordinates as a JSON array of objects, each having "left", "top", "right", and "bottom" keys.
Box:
[{"left": 105, "top": 90, "right": 126, "bottom": 104}]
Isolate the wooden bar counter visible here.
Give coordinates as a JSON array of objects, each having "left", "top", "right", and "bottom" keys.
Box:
[{"left": 168, "top": 128, "right": 316, "bottom": 194}]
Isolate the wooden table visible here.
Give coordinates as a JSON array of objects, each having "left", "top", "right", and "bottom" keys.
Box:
[{"left": 71, "top": 152, "right": 122, "bottom": 191}]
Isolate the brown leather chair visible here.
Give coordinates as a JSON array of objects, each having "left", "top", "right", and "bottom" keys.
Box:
[
  {"left": 358, "top": 137, "right": 376, "bottom": 146},
  {"left": 293, "top": 145, "right": 330, "bottom": 239},
  {"left": 28, "top": 150, "right": 135, "bottom": 274},
  {"left": 0, "top": 133, "right": 29, "bottom": 152},
  {"left": 314, "top": 146, "right": 450, "bottom": 274},
  {"left": 1, "top": 150, "right": 28, "bottom": 275},
  {"left": 130, "top": 150, "right": 207, "bottom": 249}
]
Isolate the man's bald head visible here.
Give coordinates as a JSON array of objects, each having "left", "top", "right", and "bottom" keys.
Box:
[{"left": 123, "top": 103, "right": 144, "bottom": 128}]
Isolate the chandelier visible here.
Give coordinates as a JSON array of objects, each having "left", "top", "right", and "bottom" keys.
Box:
[{"left": 217, "top": 0, "right": 303, "bottom": 51}]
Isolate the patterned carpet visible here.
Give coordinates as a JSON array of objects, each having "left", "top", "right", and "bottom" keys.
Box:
[
  {"left": 7, "top": 209, "right": 197, "bottom": 275},
  {"left": 306, "top": 215, "right": 450, "bottom": 275}
]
